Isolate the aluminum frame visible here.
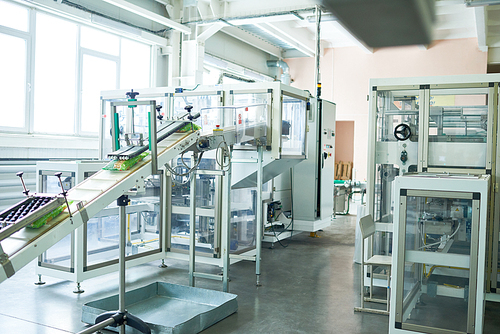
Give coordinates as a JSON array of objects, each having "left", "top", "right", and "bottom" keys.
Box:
[{"left": 390, "top": 174, "right": 489, "bottom": 334}]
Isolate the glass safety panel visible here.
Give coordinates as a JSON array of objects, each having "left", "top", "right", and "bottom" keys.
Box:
[
  {"left": 86, "top": 175, "right": 161, "bottom": 268},
  {"left": 400, "top": 194, "right": 476, "bottom": 333},
  {"left": 38, "top": 173, "right": 74, "bottom": 270},
  {"left": 170, "top": 157, "right": 217, "bottom": 255},
  {"left": 230, "top": 188, "right": 257, "bottom": 254},
  {"left": 171, "top": 214, "right": 215, "bottom": 254},
  {"left": 173, "top": 94, "right": 220, "bottom": 127},
  {"left": 281, "top": 95, "right": 306, "bottom": 156},
  {"left": 374, "top": 90, "right": 420, "bottom": 228},
  {"left": 231, "top": 92, "right": 271, "bottom": 148},
  {"left": 428, "top": 88, "right": 488, "bottom": 169},
  {"left": 100, "top": 96, "right": 169, "bottom": 159}
]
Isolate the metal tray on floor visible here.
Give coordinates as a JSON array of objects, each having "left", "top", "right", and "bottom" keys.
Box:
[{"left": 81, "top": 282, "right": 237, "bottom": 334}]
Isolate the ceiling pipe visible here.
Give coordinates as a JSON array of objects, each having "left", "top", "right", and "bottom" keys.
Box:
[{"left": 266, "top": 60, "right": 291, "bottom": 85}]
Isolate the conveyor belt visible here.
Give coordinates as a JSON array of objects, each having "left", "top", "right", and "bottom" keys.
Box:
[
  {"left": 108, "top": 120, "right": 191, "bottom": 160},
  {"left": 0, "top": 130, "right": 199, "bottom": 283}
]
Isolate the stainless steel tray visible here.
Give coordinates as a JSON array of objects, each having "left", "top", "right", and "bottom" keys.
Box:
[{"left": 82, "top": 282, "right": 237, "bottom": 334}]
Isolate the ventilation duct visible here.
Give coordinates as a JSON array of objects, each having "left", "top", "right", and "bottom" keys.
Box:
[{"left": 266, "top": 60, "right": 291, "bottom": 85}]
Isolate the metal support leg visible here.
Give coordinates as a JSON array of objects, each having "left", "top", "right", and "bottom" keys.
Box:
[
  {"left": 34, "top": 274, "right": 45, "bottom": 286},
  {"left": 188, "top": 154, "right": 197, "bottom": 287},
  {"left": 73, "top": 282, "right": 85, "bottom": 294},
  {"left": 256, "top": 146, "right": 263, "bottom": 287},
  {"left": 158, "top": 259, "right": 168, "bottom": 268},
  {"left": 222, "top": 150, "right": 232, "bottom": 292},
  {"left": 118, "top": 196, "right": 128, "bottom": 334},
  {"left": 78, "top": 198, "right": 151, "bottom": 334}
]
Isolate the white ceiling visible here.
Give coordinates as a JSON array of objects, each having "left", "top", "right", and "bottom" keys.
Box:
[{"left": 193, "top": 0, "right": 498, "bottom": 57}]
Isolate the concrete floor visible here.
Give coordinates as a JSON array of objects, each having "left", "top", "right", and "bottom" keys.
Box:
[{"left": 0, "top": 212, "right": 498, "bottom": 333}]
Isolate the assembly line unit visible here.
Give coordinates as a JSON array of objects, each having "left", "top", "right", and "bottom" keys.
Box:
[
  {"left": 31, "top": 82, "right": 330, "bottom": 288},
  {"left": 365, "top": 74, "right": 500, "bottom": 319}
]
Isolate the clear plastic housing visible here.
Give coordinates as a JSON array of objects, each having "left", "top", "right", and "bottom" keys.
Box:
[
  {"left": 200, "top": 104, "right": 268, "bottom": 146},
  {"left": 428, "top": 88, "right": 489, "bottom": 169},
  {"left": 281, "top": 95, "right": 306, "bottom": 156}
]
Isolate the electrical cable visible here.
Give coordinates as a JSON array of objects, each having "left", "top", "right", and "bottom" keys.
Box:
[
  {"left": 419, "top": 222, "right": 461, "bottom": 250},
  {"left": 164, "top": 151, "right": 205, "bottom": 184},
  {"left": 182, "top": 84, "right": 200, "bottom": 91},
  {"left": 215, "top": 138, "right": 231, "bottom": 170}
]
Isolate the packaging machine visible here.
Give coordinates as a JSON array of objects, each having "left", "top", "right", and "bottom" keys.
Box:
[
  {"left": 364, "top": 74, "right": 500, "bottom": 295},
  {"left": 0, "top": 83, "right": 335, "bottom": 294}
]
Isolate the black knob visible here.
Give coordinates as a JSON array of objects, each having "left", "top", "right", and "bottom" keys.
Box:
[
  {"left": 16, "top": 171, "right": 23, "bottom": 178},
  {"left": 126, "top": 89, "right": 139, "bottom": 99},
  {"left": 185, "top": 105, "right": 194, "bottom": 113}
]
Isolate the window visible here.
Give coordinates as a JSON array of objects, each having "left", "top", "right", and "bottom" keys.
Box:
[
  {"left": 81, "top": 55, "right": 117, "bottom": 133},
  {"left": 0, "top": 0, "right": 152, "bottom": 136},
  {"left": 34, "top": 12, "right": 77, "bottom": 134},
  {"left": 0, "top": 33, "right": 26, "bottom": 128},
  {"left": 0, "top": 0, "right": 28, "bottom": 32}
]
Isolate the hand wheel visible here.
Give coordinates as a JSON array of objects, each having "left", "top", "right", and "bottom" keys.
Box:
[{"left": 394, "top": 123, "right": 411, "bottom": 141}]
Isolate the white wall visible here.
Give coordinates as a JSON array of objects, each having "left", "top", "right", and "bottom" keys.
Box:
[{"left": 286, "top": 38, "right": 488, "bottom": 180}]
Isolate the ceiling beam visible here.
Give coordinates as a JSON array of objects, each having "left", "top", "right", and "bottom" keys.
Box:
[
  {"left": 474, "top": 6, "right": 488, "bottom": 52},
  {"left": 100, "top": 0, "right": 191, "bottom": 34},
  {"left": 221, "top": 26, "right": 282, "bottom": 58},
  {"left": 197, "top": 22, "right": 226, "bottom": 43}
]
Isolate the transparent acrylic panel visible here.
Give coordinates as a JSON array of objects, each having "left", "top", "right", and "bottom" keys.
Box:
[
  {"left": 230, "top": 188, "right": 256, "bottom": 254},
  {"left": 0, "top": 0, "right": 29, "bottom": 32},
  {"left": 374, "top": 90, "right": 420, "bottom": 226},
  {"left": 41, "top": 174, "right": 73, "bottom": 193},
  {"left": 101, "top": 96, "right": 169, "bottom": 159},
  {"left": 81, "top": 54, "right": 117, "bottom": 133},
  {"left": 170, "top": 214, "right": 214, "bottom": 254},
  {"left": 428, "top": 89, "right": 488, "bottom": 169},
  {"left": 0, "top": 33, "right": 26, "bottom": 128},
  {"left": 401, "top": 195, "right": 473, "bottom": 332},
  {"left": 281, "top": 95, "right": 306, "bottom": 156},
  {"left": 376, "top": 90, "right": 420, "bottom": 142},
  {"left": 170, "top": 156, "right": 217, "bottom": 255},
  {"left": 200, "top": 104, "right": 268, "bottom": 145},
  {"left": 40, "top": 233, "right": 72, "bottom": 268},
  {"left": 232, "top": 92, "right": 269, "bottom": 105},
  {"left": 171, "top": 157, "right": 216, "bottom": 208},
  {"left": 34, "top": 13, "right": 77, "bottom": 134},
  {"left": 39, "top": 173, "right": 74, "bottom": 269},
  {"left": 373, "top": 164, "right": 400, "bottom": 224},
  {"left": 86, "top": 175, "right": 161, "bottom": 266},
  {"left": 173, "top": 94, "right": 220, "bottom": 127}
]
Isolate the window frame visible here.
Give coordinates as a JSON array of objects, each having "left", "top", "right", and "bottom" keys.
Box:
[
  {"left": 0, "top": 1, "right": 154, "bottom": 138},
  {"left": 0, "top": 4, "right": 33, "bottom": 134}
]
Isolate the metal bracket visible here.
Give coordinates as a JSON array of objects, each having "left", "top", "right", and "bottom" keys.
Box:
[
  {"left": 77, "top": 202, "right": 89, "bottom": 224},
  {"left": 0, "top": 244, "right": 15, "bottom": 278}
]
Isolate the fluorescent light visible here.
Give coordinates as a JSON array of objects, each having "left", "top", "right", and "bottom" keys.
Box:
[{"left": 91, "top": 15, "right": 141, "bottom": 36}]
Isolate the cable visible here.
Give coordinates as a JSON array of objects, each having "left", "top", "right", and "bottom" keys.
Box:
[
  {"left": 183, "top": 84, "right": 200, "bottom": 91},
  {"left": 164, "top": 151, "right": 205, "bottom": 184},
  {"left": 419, "top": 222, "right": 461, "bottom": 250},
  {"left": 215, "top": 138, "right": 231, "bottom": 170},
  {"left": 267, "top": 212, "right": 295, "bottom": 248}
]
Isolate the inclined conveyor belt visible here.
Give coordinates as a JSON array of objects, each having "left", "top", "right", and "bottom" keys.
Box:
[{"left": 0, "top": 130, "right": 199, "bottom": 283}]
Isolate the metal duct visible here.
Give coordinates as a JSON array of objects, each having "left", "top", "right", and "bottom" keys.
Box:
[{"left": 266, "top": 60, "right": 291, "bottom": 85}]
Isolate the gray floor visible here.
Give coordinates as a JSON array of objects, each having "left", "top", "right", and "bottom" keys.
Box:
[{"left": 0, "top": 212, "right": 498, "bottom": 333}]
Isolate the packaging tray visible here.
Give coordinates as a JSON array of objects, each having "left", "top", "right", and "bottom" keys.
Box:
[{"left": 82, "top": 282, "right": 237, "bottom": 334}]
